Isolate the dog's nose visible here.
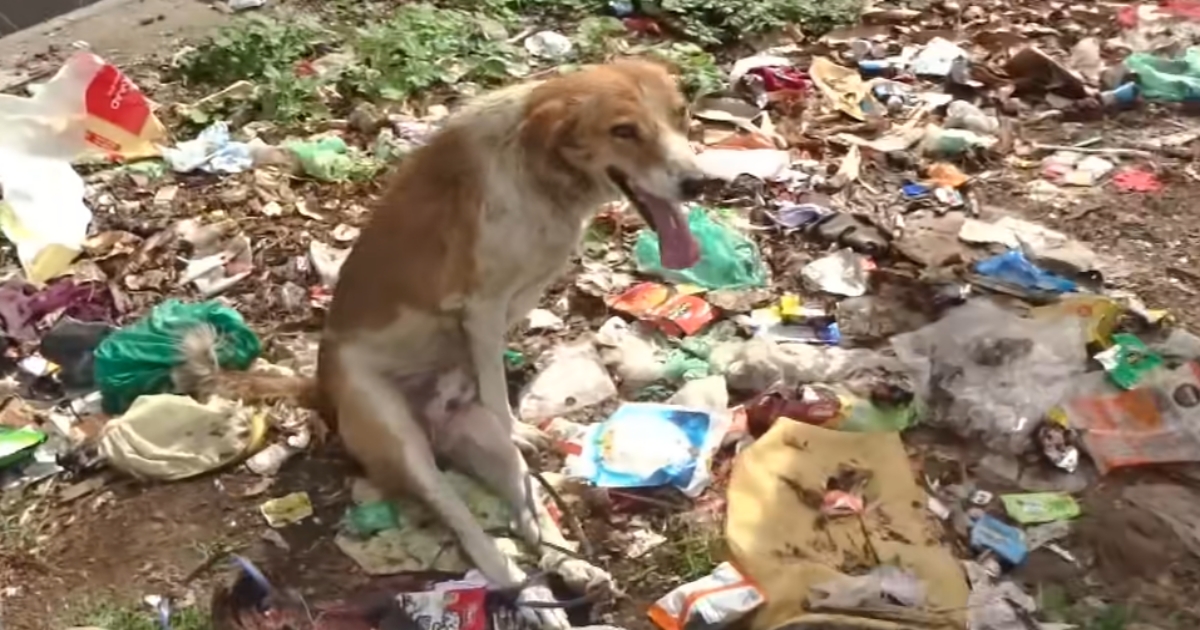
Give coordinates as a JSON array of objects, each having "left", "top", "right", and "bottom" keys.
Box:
[{"left": 679, "top": 176, "right": 707, "bottom": 200}]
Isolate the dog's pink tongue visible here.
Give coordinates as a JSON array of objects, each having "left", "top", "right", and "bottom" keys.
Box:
[{"left": 657, "top": 206, "right": 700, "bottom": 270}]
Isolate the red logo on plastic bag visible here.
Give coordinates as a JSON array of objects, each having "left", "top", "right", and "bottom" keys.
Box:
[{"left": 84, "top": 64, "right": 151, "bottom": 136}]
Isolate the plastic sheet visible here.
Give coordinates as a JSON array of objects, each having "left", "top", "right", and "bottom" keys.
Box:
[
  {"left": 891, "top": 300, "right": 1089, "bottom": 454},
  {"left": 94, "top": 299, "right": 262, "bottom": 414},
  {"left": 634, "top": 208, "right": 768, "bottom": 290},
  {"left": 973, "top": 250, "right": 1077, "bottom": 294},
  {"left": 1126, "top": 47, "right": 1200, "bottom": 102}
]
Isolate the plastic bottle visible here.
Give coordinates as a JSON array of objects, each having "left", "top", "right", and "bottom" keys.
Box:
[
  {"left": 1100, "top": 82, "right": 1139, "bottom": 108},
  {"left": 920, "top": 125, "right": 997, "bottom": 156}
]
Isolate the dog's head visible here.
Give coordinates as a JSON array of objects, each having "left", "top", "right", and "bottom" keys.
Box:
[{"left": 521, "top": 59, "right": 706, "bottom": 269}]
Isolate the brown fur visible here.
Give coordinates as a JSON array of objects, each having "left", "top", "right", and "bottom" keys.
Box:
[{"left": 177, "top": 60, "right": 702, "bottom": 610}]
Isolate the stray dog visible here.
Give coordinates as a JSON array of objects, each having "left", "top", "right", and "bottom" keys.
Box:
[{"left": 183, "top": 59, "right": 706, "bottom": 629}]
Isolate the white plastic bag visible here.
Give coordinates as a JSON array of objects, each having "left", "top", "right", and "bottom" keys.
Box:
[
  {"left": 649, "top": 562, "right": 764, "bottom": 630},
  {"left": 0, "top": 52, "right": 167, "bottom": 283},
  {"left": 517, "top": 341, "right": 617, "bottom": 420},
  {"left": 892, "top": 300, "right": 1088, "bottom": 454}
]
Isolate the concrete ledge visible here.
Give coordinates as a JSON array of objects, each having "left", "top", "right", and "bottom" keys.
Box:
[{"left": 0, "top": 0, "right": 232, "bottom": 80}]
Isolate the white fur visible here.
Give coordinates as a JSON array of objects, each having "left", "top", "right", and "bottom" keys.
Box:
[{"left": 329, "top": 70, "right": 700, "bottom": 630}]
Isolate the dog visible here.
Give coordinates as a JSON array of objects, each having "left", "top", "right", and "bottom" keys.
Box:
[{"left": 182, "top": 59, "right": 706, "bottom": 629}]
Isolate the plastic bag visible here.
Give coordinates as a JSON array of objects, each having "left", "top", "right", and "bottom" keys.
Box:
[
  {"left": 162, "top": 121, "right": 254, "bottom": 174},
  {"left": 98, "top": 394, "right": 268, "bottom": 480},
  {"left": 891, "top": 300, "right": 1089, "bottom": 454},
  {"left": 0, "top": 426, "right": 46, "bottom": 469},
  {"left": 0, "top": 51, "right": 167, "bottom": 162},
  {"left": 1058, "top": 362, "right": 1200, "bottom": 473},
  {"left": 94, "top": 300, "right": 262, "bottom": 414},
  {"left": 517, "top": 341, "right": 617, "bottom": 420},
  {"left": 0, "top": 53, "right": 167, "bottom": 283},
  {"left": 809, "top": 565, "right": 926, "bottom": 609},
  {"left": 634, "top": 207, "right": 768, "bottom": 290},
  {"left": 648, "top": 562, "right": 764, "bottom": 630},
  {"left": 284, "top": 136, "right": 373, "bottom": 182},
  {"left": 974, "top": 250, "right": 1077, "bottom": 294},
  {"left": 565, "top": 402, "right": 717, "bottom": 496},
  {"left": 1126, "top": 47, "right": 1200, "bottom": 102}
]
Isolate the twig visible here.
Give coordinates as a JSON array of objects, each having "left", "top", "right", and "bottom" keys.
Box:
[
  {"left": 530, "top": 468, "right": 594, "bottom": 558},
  {"left": 607, "top": 489, "right": 688, "bottom": 511},
  {"left": 1031, "top": 143, "right": 1154, "bottom": 158}
]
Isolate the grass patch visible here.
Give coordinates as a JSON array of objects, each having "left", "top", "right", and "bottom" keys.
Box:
[
  {"left": 175, "top": 17, "right": 327, "bottom": 86},
  {"left": 171, "top": 0, "right": 862, "bottom": 126},
  {"left": 650, "top": 0, "right": 866, "bottom": 45},
  {"left": 69, "top": 600, "right": 212, "bottom": 630},
  {"left": 342, "top": 4, "right": 525, "bottom": 102},
  {"left": 661, "top": 515, "right": 722, "bottom": 582}
]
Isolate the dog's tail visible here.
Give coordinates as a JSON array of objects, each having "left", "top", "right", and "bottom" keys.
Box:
[{"left": 173, "top": 324, "right": 321, "bottom": 409}]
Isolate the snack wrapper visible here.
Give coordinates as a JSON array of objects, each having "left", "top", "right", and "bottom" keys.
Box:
[{"left": 648, "top": 562, "right": 765, "bottom": 630}]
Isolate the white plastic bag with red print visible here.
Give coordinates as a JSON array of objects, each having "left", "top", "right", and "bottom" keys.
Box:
[
  {"left": 0, "top": 52, "right": 167, "bottom": 283},
  {"left": 0, "top": 51, "right": 167, "bottom": 161}
]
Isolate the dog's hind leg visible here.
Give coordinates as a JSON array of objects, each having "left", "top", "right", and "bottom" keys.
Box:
[
  {"left": 440, "top": 403, "right": 616, "bottom": 596},
  {"left": 331, "top": 356, "right": 528, "bottom": 592}
]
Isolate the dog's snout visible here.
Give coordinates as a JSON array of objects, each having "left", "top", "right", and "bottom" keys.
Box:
[{"left": 679, "top": 176, "right": 707, "bottom": 200}]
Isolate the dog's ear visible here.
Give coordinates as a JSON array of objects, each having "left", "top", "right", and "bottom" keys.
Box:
[{"left": 519, "top": 96, "right": 584, "bottom": 157}]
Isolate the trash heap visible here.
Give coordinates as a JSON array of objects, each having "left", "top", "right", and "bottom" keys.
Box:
[{"left": 8, "top": 2, "right": 1200, "bottom": 630}]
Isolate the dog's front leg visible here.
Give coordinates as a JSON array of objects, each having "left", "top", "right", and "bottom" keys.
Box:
[{"left": 465, "top": 301, "right": 550, "bottom": 453}]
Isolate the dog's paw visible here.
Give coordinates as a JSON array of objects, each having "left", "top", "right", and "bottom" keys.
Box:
[
  {"left": 515, "top": 584, "right": 571, "bottom": 630},
  {"left": 549, "top": 557, "right": 616, "bottom": 594},
  {"left": 512, "top": 422, "right": 552, "bottom": 454}
]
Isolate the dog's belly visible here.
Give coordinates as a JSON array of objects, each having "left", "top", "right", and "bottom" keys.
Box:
[{"left": 392, "top": 367, "right": 483, "bottom": 454}]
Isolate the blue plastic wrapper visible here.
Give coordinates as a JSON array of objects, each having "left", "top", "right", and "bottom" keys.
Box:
[
  {"left": 766, "top": 203, "right": 831, "bottom": 229},
  {"left": 569, "top": 403, "right": 715, "bottom": 496},
  {"left": 970, "top": 514, "right": 1028, "bottom": 565},
  {"left": 902, "top": 182, "right": 931, "bottom": 198},
  {"left": 769, "top": 322, "right": 842, "bottom": 345},
  {"left": 974, "top": 250, "right": 1077, "bottom": 294}
]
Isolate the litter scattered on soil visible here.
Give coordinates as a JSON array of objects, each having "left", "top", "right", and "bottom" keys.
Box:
[{"left": 6, "top": 1, "right": 1200, "bottom": 630}]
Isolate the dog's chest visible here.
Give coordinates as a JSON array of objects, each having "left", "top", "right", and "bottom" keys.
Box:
[{"left": 480, "top": 199, "right": 585, "bottom": 284}]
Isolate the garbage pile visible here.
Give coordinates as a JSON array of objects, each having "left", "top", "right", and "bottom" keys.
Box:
[{"left": 9, "top": 2, "right": 1200, "bottom": 630}]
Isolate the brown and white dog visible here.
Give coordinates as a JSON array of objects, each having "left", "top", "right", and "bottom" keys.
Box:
[{"left": 184, "top": 59, "right": 705, "bottom": 628}]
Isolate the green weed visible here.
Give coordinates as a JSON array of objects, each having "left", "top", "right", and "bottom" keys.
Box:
[
  {"left": 573, "top": 16, "right": 631, "bottom": 60},
  {"left": 342, "top": 4, "right": 524, "bottom": 102},
  {"left": 648, "top": 0, "right": 865, "bottom": 45},
  {"left": 648, "top": 42, "right": 724, "bottom": 96},
  {"left": 176, "top": 17, "right": 326, "bottom": 86},
  {"left": 662, "top": 515, "right": 722, "bottom": 582},
  {"left": 70, "top": 600, "right": 212, "bottom": 630},
  {"left": 174, "top": 17, "right": 332, "bottom": 124}
]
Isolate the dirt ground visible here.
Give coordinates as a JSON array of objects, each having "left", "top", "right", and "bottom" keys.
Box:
[{"left": 4, "top": 2, "right": 1200, "bottom": 630}]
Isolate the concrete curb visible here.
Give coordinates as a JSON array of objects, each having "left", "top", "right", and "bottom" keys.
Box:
[{"left": 0, "top": 0, "right": 143, "bottom": 43}]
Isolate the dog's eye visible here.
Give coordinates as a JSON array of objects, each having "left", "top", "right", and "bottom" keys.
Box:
[{"left": 610, "top": 124, "right": 639, "bottom": 139}]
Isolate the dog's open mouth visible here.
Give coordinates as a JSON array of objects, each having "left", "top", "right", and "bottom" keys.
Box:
[{"left": 608, "top": 168, "right": 700, "bottom": 270}]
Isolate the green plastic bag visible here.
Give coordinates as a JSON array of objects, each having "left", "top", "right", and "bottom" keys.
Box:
[
  {"left": 1126, "top": 48, "right": 1200, "bottom": 102},
  {"left": 1000, "top": 492, "right": 1081, "bottom": 524},
  {"left": 0, "top": 426, "right": 45, "bottom": 469},
  {"left": 94, "top": 300, "right": 262, "bottom": 414},
  {"left": 343, "top": 500, "right": 401, "bottom": 536},
  {"left": 284, "top": 136, "right": 376, "bottom": 182},
  {"left": 634, "top": 207, "right": 768, "bottom": 290}
]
